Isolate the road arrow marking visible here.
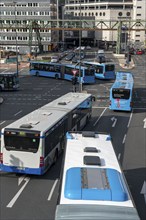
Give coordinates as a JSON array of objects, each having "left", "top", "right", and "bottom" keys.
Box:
[
  {"left": 7, "top": 177, "right": 30, "bottom": 208},
  {"left": 111, "top": 117, "right": 117, "bottom": 127},
  {"left": 143, "top": 118, "right": 146, "bottom": 128},
  {"left": 140, "top": 181, "right": 146, "bottom": 203}
]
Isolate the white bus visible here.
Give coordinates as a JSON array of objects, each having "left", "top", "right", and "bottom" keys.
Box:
[
  {"left": 55, "top": 131, "right": 140, "bottom": 220},
  {"left": 0, "top": 93, "right": 93, "bottom": 175}
]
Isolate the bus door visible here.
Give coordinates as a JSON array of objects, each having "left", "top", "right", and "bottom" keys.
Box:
[{"left": 7, "top": 76, "right": 14, "bottom": 89}]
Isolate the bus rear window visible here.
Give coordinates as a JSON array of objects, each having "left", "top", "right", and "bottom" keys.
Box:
[
  {"left": 95, "top": 66, "right": 103, "bottom": 74},
  {"left": 85, "top": 68, "right": 94, "bottom": 76},
  {"left": 105, "top": 64, "right": 115, "bottom": 71},
  {"left": 112, "top": 89, "right": 130, "bottom": 99},
  {"left": 4, "top": 130, "right": 40, "bottom": 153}
]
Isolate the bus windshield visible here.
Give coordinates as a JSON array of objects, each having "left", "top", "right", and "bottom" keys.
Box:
[
  {"left": 4, "top": 130, "right": 40, "bottom": 153},
  {"left": 95, "top": 65, "right": 103, "bottom": 74},
  {"left": 85, "top": 68, "right": 95, "bottom": 76},
  {"left": 105, "top": 64, "right": 115, "bottom": 71},
  {"left": 112, "top": 89, "right": 130, "bottom": 99}
]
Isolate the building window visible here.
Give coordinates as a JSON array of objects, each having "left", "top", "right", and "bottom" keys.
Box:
[
  {"left": 126, "top": 12, "right": 130, "bottom": 16},
  {"left": 118, "top": 12, "right": 122, "bottom": 16}
]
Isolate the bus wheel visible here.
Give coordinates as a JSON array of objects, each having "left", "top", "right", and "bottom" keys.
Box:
[
  {"left": 36, "top": 71, "right": 39, "bottom": 77},
  {"left": 55, "top": 74, "right": 59, "bottom": 79}
]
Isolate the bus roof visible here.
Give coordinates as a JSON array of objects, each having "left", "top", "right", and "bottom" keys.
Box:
[
  {"left": 112, "top": 72, "right": 134, "bottom": 90},
  {"left": 0, "top": 72, "right": 17, "bottom": 76},
  {"left": 3, "top": 93, "right": 91, "bottom": 132},
  {"left": 56, "top": 131, "right": 140, "bottom": 219},
  {"left": 112, "top": 80, "right": 133, "bottom": 90},
  {"left": 116, "top": 71, "right": 133, "bottom": 82},
  {"left": 82, "top": 61, "right": 115, "bottom": 66},
  {"left": 59, "top": 131, "right": 135, "bottom": 206}
]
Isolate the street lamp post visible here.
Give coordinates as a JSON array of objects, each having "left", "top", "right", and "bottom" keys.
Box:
[
  {"left": 79, "top": 1, "right": 82, "bottom": 93},
  {"left": 13, "top": 1, "right": 19, "bottom": 76}
]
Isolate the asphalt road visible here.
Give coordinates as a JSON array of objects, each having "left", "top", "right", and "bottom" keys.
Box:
[{"left": 0, "top": 53, "right": 146, "bottom": 220}]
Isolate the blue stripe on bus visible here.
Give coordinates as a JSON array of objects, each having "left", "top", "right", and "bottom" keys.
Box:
[
  {"left": 1, "top": 164, "right": 44, "bottom": 175},
  {"left": 65, "top": 167, "right": 128, "bottom": 201}
]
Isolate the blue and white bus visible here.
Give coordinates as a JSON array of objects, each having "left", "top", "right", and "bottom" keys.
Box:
[
  {"left": 55, "top": 131, "right": 140, "bottom": 220},
  {"left": 109, "top": 71, "right": 134, "bottom": 111},
  {"left": 83, "top": 61, "right": 115, "bottom": 80},
  {"left": 0, "top": 93, "right": 93, "bottom": 175},
  {"left": 29, "top": 61, "right": 95, "bottom": 84}
]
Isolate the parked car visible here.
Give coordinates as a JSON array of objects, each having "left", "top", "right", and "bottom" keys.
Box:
[
  {"left": 86, "top": 46, "right": 91, "bottom": 50},
  {"left": 71, "top": 57, "right": 79, "bottom": 63},
  {"left": 51, "top": 56, "right": 59, "bottom": 63},
  {"left": 97, "top": 49, "right": 105, "bottom": 57},
  {"left": 65, "top": 53, "right": 75, "bottom": 61}
]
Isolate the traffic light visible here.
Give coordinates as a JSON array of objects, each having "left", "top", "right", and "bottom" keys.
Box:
[{"left": 72, "top": 76, "right": 77, "bottom": 85}]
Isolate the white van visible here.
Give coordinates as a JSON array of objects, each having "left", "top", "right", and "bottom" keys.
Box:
[
  {"left": 97, "top": 50, "right": 105, "bottom": 57},
  {"left": 51, "top": 56, "right": 59, "bottom": 63}
]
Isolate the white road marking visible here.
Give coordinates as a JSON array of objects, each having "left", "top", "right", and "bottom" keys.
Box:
[
  {"left": 93, "top": 108, "right": 107, "bottom": 126},
  {"left": 47, "top": 179, "right": 58, "bottom": 201},
  {"left": 111, "top": 117, "right": 117, "bottom": 127},
  {"left": 0, "top": 121, "right": 6, "bottom": 125},
  {"left": 7, "top": 177, "right": 30, "bottom": 208},
  {"left": 14, "top": 110, "right": 22, "bottom": 116},
  {"left": 18, "top": 175, "right": 26, "bottom": 186},
  {"left": 122, "top": 134, "right": 127, "bottom": 144},
  {"left": 127, "top": 111, "right": 133, "bottom": 127},
  {"left": 118, "top": 153, "right": 121, "bottom": 160}
]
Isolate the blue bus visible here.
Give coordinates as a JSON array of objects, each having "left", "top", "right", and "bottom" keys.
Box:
[
  {"left": 29, "top": 61, "right": 95, "bottom": 84},
  {"left": 83, "top": 61, "right": 115, "bottom": 80},
  {"left": 109, "top": 71, "right": 134, "bottom": 111},
  {"left": 55, "top": 131, "right": 140, "bottom": 220}
]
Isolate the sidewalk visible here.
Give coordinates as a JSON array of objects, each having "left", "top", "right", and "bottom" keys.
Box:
[{"left": 113, "top": 54, "right": 135, "bottom": 70}]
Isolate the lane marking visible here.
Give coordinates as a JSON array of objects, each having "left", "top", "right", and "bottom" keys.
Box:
[
  {"left": 93, "top": 108, "right": 107, "bottom": 127},
  {"left": 14, "top": 110, "right": 22, "bottom": 116},
  {"left": 118, "top": 153, "right": 121, "bottom": 160},
  {"left": 7, "top": 177, "right": 30, "bottom": 208},
  {"left": 127, "top": 111, "right": 133, "bottom": 128},
  {"left": 0, "top": 121, "right": 6, "bottom": 125},
  {"left": 18, "top": 175, "right": 26, "bottom": 186},
  {"left": 47, "top": 179, "right": 58, "bottom": 201},
  {"left": 122, "top": 134, "right": 127, "bottom": 144}
]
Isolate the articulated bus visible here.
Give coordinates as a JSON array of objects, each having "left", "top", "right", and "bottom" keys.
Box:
[
  {"left": 109, "top": 71, "right": 134, "bottom": 111},
  {"left": 83, "top": 61, "right": 115, "bottom": 80},
  {"left": 55, "top": 131, "right": 140, "bottom": 220},
  {"left": 29, "top": 61, "right": 95, "bottom": 84},
  {"left": 0, "top": 93, "right": 93, "bottom": 175},
  {"left": 0, "top": 72, "right": 19, "bottom": 91}
]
